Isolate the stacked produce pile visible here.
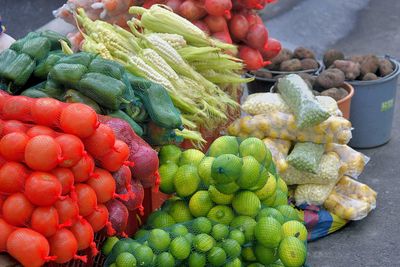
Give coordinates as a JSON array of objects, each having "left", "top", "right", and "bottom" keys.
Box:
[
  {"left": 72, "top": 6, "right": 251, "bottom": 145},
  {"left": 228, "top": 74, "right": 377, "bottom": 222},
  {"left": 0, "top": 92, "right": 151, "bottom": 266},
  {"left": 54, "top": 0, "right": 282, "bottom": 71},
  {"left": 103, "top": 136, "right": 309, "bottom": 266}
]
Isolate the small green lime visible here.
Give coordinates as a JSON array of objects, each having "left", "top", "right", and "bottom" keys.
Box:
[
  {"left": 207, "top": 246, "right": 227, "bottom": 266},
  {"left": 211, "top": 224, "right": 229, "bottom": 241},
  {"left": 228, "top": 229, "right": 245, "bottom": 246},
  {"left": 115, "top": 252, "right": 136, "bottom": 267},
  {"left": 191, "top": 217, "right": 213, "bottom": 234}
]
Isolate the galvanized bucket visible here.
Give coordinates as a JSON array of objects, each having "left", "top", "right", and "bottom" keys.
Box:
[{"left": 348, "top": 57, "right": 400, "bottom": 148}]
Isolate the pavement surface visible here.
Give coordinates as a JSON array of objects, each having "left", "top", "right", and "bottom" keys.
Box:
[{"left": 1, "top": 0, "right": 400, "bottom": 266}]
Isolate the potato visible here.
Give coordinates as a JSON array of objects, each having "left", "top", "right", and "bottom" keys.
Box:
[
  {"left": 349, "top": 55, "right": 365, "bottom": 64},
  {"left": 331, "top": 60, "right": 361, "bottom": 80},
  {"left": 362, "top": 73, "right": 378, "bottom": 81},
  {"left": 317, "top": 69, "right": 345, "bottom": 89},
  {"left": 293, "top": 47, "right": 316, "bottom": 60},
  {"left": 268, "top": 48, "right": 293, "bottom": 70},
  {"left": 378, "top": 59, "right": 394, "bottom": 77},
  {"left": 280, "top": 59, "right": 302, "bottom": 72},
  {"left": 298, "top": 73, "right": 317, "bottom": 87},
  {"left": 320, "top": 87, "right": 349, "bottom": 101},
  {"left": 323, "top": 49, "right": 344, "bottom": 67},
  {"left": 300, "top": 58, "right": 319, "bottom": 70},
  {"left": 360, "top": 54, "right": 380, "bottom": 76}
]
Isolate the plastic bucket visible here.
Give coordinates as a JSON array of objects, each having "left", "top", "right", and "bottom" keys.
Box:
[
  {"left": 337, "top": 82, "right": 354, "bottom": 119},
  {"left": 348, "top": 57, "right": 400, "bottom": 148},
  {"left": 245, "top": 61, "right": 323, "bottom": 94}
]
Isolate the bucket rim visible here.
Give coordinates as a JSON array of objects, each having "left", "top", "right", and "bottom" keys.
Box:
[
  {"left": 245, "top": 61, "right": 323, "bottom": 82},
  {"left": 347, "top": 57, "right": 400, "bottom": 86},
  {"left": 337, "top": 82, "right": 355, "bottom": 104}
]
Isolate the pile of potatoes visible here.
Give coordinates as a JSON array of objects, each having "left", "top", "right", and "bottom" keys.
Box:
[{"left": 252, "top": 47, "right": 320, "bottom": 78}]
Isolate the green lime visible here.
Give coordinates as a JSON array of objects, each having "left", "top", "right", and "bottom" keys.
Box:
[
  {"left": 179, "top": 149, "right": 205, "bottom": 166},
  {"left": 275, "top": 205, "right": 300, "bottom": 222},
  {"left": 159, "top": 145, "right": 181, "bottom": 165},
  {"left": 211, "top": 154, "right": 242, "bottom": 184},
  {"left": 159, "top": 163, "right": 178, "bottom": 194},
  {"left": 273, "top": 190, "right": 288, "bottom": 207},
  {"left": 282, "top": 221, "right": 308, "bottom": 241},
  {"left": 174, "top": 165, "right": 200, "bottom": 197},
  {"left": 215, "top": 181, "right": 240, "bottom": 194},
  {"left": 193, "top": 233, "right": 216, "bottom": 252},
  {"left": 228, "top": 229, "right": 245, "bottom": 246},
  {"left": 102, "top": 236, "right": 119, "bottom": 256},
  {"left": 207, "top": 205, "right": 235, "bottom": 225},
  {"left": 188, "top": 252, "right": 206, "bottom": 267},
  {"left": 246, "top": 264, "right": 264, "bottom": 267},
  {"left": 221, "top": 239, "right": 241, "bottom": 258},
  {"left": 254, "top": 172, "right": 277, "bottom": 200},
  {"left": 224, "top": 258, "right": 242, "bottom": 267},
  {"left": 197, "top": 156, "right": 215, "bottom": 187},
  {"left": 185, "top": 233, "right": 194, "bottom": 244},
  {"left": 211, "top": 224, "right": 229, "bottom": 241},
  {"left": 230, "top": 216, "right": 257, "bottom": 242},
  {"left": 170, "top": 236, "right": 191, "bottom": 260},
  {"left": 255, "top": 217, "right": 282, "bottom": 248},
  {"left": 277, "top": 176, "right": 288, "bottom": 195},
  {"left": 261, "top": 191, "right": 277, "bottom": 207},
  {"left": 171, "top": 224, "right": 189, "bottom": 237},
  {"left": 278, "top": 237, "right": 307, "bottom": 267},
  {"left": 239, "top": 137, "right": 271, "bottom": 165},
  {"left": 192, "top": 217, "right": 213, "bottom": 234},
  {"left": 241, "top": 246, "right": 256, "bottom": 261},
  {"left": 133, "top": 245, "right": 154, "bottom": 266},
  {"left": 129, "top": 241, "right": 141, "bottom": 251},
  {"left": 189, "top": 191, "right": 214, "bottom": 217},
  {"left": 108, "top": 239, "right": 134, "bottom": 263},
  {"left": 116, "top": 252, "right": 136, "bottom": 267},
  {"left": 147, "top": 211, "right": 175, "bottom": 228},
  {"left": 207, "top": 246, "right": 227, "bottom": 266},
  {"left": 155, "top": 252, "right": 175, "bottom": 267},
  {"left": 109, "top": 264, "right": 117, "bottom": 267},
  {"left": 249, "top": 167, "right": 269, "bottom": 191},
  {"left": 168, "top": 200, "right": 193, "bottom": 223},
  {"left": 236, "top": 156, "right": 262, "bottom": 189},
  {"left": 269, "top": 260, "right": 285, "bottom": 266},
  {"left": 208, "top": 136, "right": 239, "bottom": 157},
  {"left": 256, "top": 208, "right": 285, "bottom": 225},
  {"left": 255, "top": 244, "right": 278, "bottom": 265},
  {"left": 134, "top": 229, "right": 148, "bottom": 240},
  {"left": 208, "top": 185, "right": 234, "bottom": 205},
  {"left": 232, "top": 191, "right": 261, "bottom": 218},
  {"left": 148, "top": 229, "right": 171, "bottom": 252}
]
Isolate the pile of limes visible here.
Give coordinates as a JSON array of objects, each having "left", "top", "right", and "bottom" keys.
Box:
[{"left": 103, "top": 136, "right": 308, "bottom": 266}]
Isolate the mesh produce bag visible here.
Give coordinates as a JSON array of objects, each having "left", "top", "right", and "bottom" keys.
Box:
[
  {"left": 281, "top": 152, "right": 345, "bottom": 185},
  {"left": 295, "top": 183, "right": 337, "bottom": 206},
  {"left": 323, "top": 176, "right": 377, "bottom": 220},
  {"left": 326, "top": 143, "right": 370, "bottom": 178},
  {"left": 277, "top": 74, "right": 330, "bottom": 128},
  {"left": 243, "top": 92, "right": 342, "bottom": 117},
  {"left": 286, "top": 142, "right": 325, "bottom": 174},
  {"left": 228, "top": 113, "right": 352, "bottom": 144},
  {"left": 263, "top": 137, "right": 292, "bottom": 173}
]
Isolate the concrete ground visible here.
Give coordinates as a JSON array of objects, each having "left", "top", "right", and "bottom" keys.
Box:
[{"left": 1, "top": 0, "right": 400, "bottom": 266}]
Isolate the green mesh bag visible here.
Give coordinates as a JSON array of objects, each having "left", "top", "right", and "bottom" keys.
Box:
[
  {"left": 277, "top": 74, "right": 330, "bottom": 129},
  {"left": 286, "top": 142, "right": 325, "bottom": 174}
]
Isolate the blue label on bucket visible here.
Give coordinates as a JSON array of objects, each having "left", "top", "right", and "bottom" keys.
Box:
[{"left": 381, "top": 99, "right": 394, "bottom": 112}]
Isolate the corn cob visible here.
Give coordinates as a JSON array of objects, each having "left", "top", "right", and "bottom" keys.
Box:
[
  {"left": 201, "top": 70, "right": 253, "bottom": 84},
  {"left": 129, "top": 5, "right": 236, "bottom": 51},
  {"left": 147, "top": 33, "right": 187, "bottom": 49}
]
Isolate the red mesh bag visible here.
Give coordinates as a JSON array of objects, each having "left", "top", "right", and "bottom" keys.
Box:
[
  {"left": 99, "top": 116, "right": 159, "bottom": 188},
  {"left": 0, "top": 132, "right": 29, "bottom": 161},
  {"left": 24, "top": 135, "right": 63, "bottom": 171},
  {"left": 0, "top": 162, "right": 29, "bottom": 194},
  {"left": 48, "top": 228, "right": 87, "bottom": 264},
  {"left": 75, "top": 183, "right": 98, "bottom": 217},
  {"left": 2, "top": 192, "right": 34, "bottom": 226},
  {"left": 54, "top": 196, "right": 80, "bottom": 225},
  {"left": 24, "top": 172, "right": 63, "bottom": 206},
  {"left": 7, "top": 228, "right": 56, "bottom": 267},
  {"left": 0, "top": 218, "right": 16, "bottom": 251}
]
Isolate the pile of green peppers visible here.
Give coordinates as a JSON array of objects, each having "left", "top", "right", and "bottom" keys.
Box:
[{"left": 0, "top": 31, "right": 183, "bottom": 142}]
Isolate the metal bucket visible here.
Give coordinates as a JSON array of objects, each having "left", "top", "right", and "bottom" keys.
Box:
[{"left": 348, "top": 57, "right": 400, "bottom": 148}]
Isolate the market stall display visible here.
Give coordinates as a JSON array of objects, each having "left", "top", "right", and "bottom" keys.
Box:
[
  {"left": 228, "top": 74, "right": 377, "bottom": 233},
  {"left": 104, "top": 136, "right": 308, "bottom": 267}
]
